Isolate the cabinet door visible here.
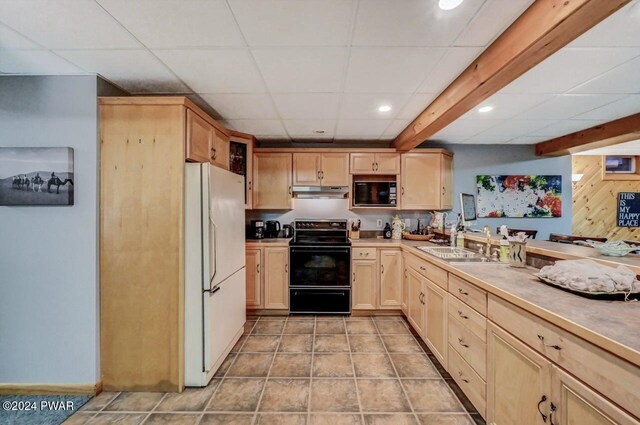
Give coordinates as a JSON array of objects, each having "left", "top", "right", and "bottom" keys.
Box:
[
  {"left": 551, "top": 367, "right": 637, "bottom": 425},
  {"left": 245, "top": 249, "right": 262, "bottom": 308},
  {"left": 487, "top": 322, "right": 552, "bottom": 425},
  {"left": 379, "top": 249, "right": 402, "bottom": 309},
  {"left": 350, "top": 153, "right": 376, "bottom": 174},
  {"left": 229, "top": 137, "right": 253, "bottom": 209},
  {"left": 375, "top": 153, "right": 400, "bottom": 174},
  {"left": 406, "top": 268, "right": 425, "bottom": 336},
  {"left": 424, "top": 278, "right": 447, "bottom": 365},
  {"left": 321, "top": 153, "right": 349, "bottom": 186},
  {"left": 185, "top": 109, "right": 212, "bottom": 163},
  {"left": 352, "top": 260, "right": 377, "bottom": 310},
  {"left": 264, "top": 247, "right": 288, "bottom": 310},
  {"left": 401, "top": 254, "right": 408, "bottom": 314},
  {"left": 253, "top": 153, "right": 293, "bottom": 209},
  {"left": 401, "top": 153, "right": 441, "bottom": 210},
  {"left": 211, "top": 127, "right": 229, "bottom": 170},
  {"left": 293, "top": 153, "right": 321, "bottom": 186},
  {"left": 441, "top": 154, "right": 453, "bottom": 210}
]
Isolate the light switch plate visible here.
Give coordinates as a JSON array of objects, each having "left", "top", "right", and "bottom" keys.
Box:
[{"left": 376, "top": 219, "right": 383, "bottom": 228}]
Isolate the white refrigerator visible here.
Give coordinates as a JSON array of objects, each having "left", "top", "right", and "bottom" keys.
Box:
[{"left": 185, "top": 163, "right": 246, "bottom": 387}]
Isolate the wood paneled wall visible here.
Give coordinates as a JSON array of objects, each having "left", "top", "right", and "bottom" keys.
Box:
[{"left": 572, "top": 155, "right": 640, "bottom": 241}]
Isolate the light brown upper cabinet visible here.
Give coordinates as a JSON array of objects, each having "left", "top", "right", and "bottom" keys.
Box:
[
  {"left": 401, "top": 152, "right": 453, "bottom": 210},
  {"left": 229, "top": 133, "right": 254, "bottom": 209},
  {"left": 253, "top": 153, "right": 293, "bottom": 210},
  {"left": 293, "top": 153, "right": 349, "bottom": 186},
  {"left": 350, "top": 153, "right": 400, "bottom": 174},
  {"left": 186, "top": 109, "right": 229, "bottom": 170}
]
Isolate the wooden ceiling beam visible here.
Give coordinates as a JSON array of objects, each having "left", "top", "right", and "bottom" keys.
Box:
[
  {"left": 535, "top": 113, "right": 640, "bottom": 156},
  {"left": 392, "top": 0, "right": 630, "bottom": 151}
]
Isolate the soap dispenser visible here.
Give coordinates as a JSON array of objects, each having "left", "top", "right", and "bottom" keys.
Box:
[{"left": 383, "top": 223, "right": 392, "bottom": 239}]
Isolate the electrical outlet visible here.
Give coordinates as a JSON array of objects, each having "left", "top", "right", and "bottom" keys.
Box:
[
  {"left": 404, "top": 218, "right": 411, "bottom": 228},
  {"left": 376, "top": 219, "right": 383, "bottom": 228}
]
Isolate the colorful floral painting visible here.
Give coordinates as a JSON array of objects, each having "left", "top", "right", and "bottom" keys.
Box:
[{"left": 476, "top": 175, "right": 562, "bottom": 218}]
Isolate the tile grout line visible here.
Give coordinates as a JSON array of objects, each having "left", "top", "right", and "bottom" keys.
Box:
[
  {"left": 345, "top": 316, "right": 366, "bottom": 425},
  {"left": 307, "top": 316, "right": 316, "bottom": 425},
  {"left": 372, "top": 317, "right": 421, "bottom": 424}
]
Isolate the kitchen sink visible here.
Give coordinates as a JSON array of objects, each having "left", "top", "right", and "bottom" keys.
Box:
[{"left": 417, "top": 246, "right": 490, "bottom": 262}]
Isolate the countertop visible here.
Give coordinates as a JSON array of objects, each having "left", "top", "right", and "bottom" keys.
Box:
[
  {"left": 352, "top": 238, "right": 640, "bottom": 367},
  {"left": 245, "top": 238, "right": 291, "bottom": 247}
]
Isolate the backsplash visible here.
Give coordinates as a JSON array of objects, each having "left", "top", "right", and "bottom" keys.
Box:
[{"left": 246, "top": 198, "right": 434, "bottom": 232}]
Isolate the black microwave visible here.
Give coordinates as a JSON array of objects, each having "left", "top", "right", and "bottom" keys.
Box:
[{"left": 353, "top": 181, "right": 397, "bottom": 207}]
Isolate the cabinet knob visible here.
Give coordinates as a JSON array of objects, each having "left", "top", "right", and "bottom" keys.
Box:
[
  {"left": 458, "top": 288, "right": 469, "bottom": 296},
  {"left": 381, "top": 264, "right": 384, "bottom": 274},
  {"left": 457, "top": 337, "right": 469, "bottom": 348},
  {"left": 257, "top": 263, "right": 260, "bottom": 273},
  {"left": 401, "top": 187, "right": 405, "bottom": 195},
  {"left": 211, "top": 147, "right": 217, "bottom": 160},
  {"left": 458, "top": 371, "right": 469, "bottom": 384},
  {"left": 537, "top": 334, "right": 562, "bottom": 350},
  {"left": 288, "top": 186, "right": 292, "bottom": 195},
  {"left": 457, "top": 310, "right": 468, "bottom": 320}
]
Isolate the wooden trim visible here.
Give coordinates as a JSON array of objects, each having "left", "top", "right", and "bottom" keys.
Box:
[
  {"left": 254, "top": 147, "right": 452, "bottom": 155},
  {"left": 601, "top": 154, "right": 640, "bottom": 181},
  {"left": 393, "top": 0, "right": 630, "bottom": 151},
  {"left": 0, "top": 382, "right": 102, "bottom": 396},
  {"left": 228, "top": 130, "right": 257, "bottom": 144},
  {"left": 536, "top": 113, "right": 640, "bottom": 156}
]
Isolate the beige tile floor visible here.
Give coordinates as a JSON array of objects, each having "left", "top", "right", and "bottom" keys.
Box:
[{"left": 65, "top": 316, "right": 484, "bottom": 425}]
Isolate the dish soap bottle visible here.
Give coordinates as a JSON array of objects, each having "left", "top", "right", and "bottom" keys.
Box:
[
  {"left": 383, "top": 223, "right": 392, "bottom": 239},
  {"left": 456, "top": 230, "right": 465, "bottom": 249},
  {"left": 450, "top": 225, "right": 457, "bottom": 247},
  {"left": 499, "top": 234, "right": 509, "bottom": 262}
]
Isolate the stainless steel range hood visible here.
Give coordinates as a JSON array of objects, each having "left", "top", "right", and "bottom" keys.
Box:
[{"left": 292, "top": 185, "right": 349, "bottom": 199}]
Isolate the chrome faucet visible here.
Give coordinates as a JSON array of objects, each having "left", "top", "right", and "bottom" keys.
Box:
[{"left": 483, "top": 226, "right": 492, "bottom": 257}]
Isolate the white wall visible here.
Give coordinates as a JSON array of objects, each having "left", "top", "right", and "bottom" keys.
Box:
[{"left": 0, "top": 76, "right": 100, "bottom": 385}]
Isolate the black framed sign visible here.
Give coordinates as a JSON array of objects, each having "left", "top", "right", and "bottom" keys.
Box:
[{"left": 617, "top": 192, "right": 640, "bottom": 227}]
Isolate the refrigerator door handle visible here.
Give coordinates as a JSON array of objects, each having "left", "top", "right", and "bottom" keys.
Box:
[
  {"left": 204, "top": 284, "right": 221, "bottom": 295},
  {"left": 209, "top": 215, "right": 217, "bottom": 287}
]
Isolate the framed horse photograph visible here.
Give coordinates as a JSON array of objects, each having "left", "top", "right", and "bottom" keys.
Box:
[{"left": 0, "top": 147, "right": 74, "bottom": 206}]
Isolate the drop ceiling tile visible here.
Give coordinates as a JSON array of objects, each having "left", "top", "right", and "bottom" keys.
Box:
[
  {"left": 417, "top": 47, "right": 482, "bottom": 93},
  {"left": 96, "top": 0, "right": 245, "bottom": 48},
  {"left": 530, "top": 119, "right": 607, "bottom": 138},
  {"left": 430, "top": 119, "right": 500, "bottom": 142},
  {"left": 459, "top": 93, "right": 554, "bottom": 120},
  {"left": 569, "top": 56, "right": 640, "bottom": 94},
  {"left": 154, "top": 48, "right": 265, "bottom": 93},
  {"left": 336, "top": 120, "right": 391, "bottom": 138},
  {"left": 228, "top": 0, "right": 354, "bottom": 46},
  {"left": 476, "top": 119, "right": 559, "bottom": 138},
  {"left": 572, "top": 95, "right": 640, "bottom": 120},
  {"left": 55, "top": 49, "right": 188, "bottom": 93},
  {"left": 507, "top": 136, "right": 548, "bottom": 144},
  {"left": 0, "top": 50, "right": 81, "bottom": 74},
  {"left": 0, "top": 23, "right": 40, "bottom": 49},
  {"left": 283, "top": 120, "right": 335, "bottom": 138},
  {"left": 345, "top": 47, "right": 445, "bottom": 93},
  {"left": 0, "top": 0, "right": 141, "bottom": 49},
  {"left": 502, "top": 48, "right": 640, "bottom": 94},
  {"left": 252, "top": 47, "right": 347, "bottom": 93},
  {"left": 517, "top": 94, "right": 625, "bottom": 120},
  {"left": 454, "top": 0, "right": 534, "bottom": 46},
  {"left": 352, "top": 0, "right": 484, "bottom": 46},
  {"left": 396, "top": 93, "right": 437, "bottom": 120},
  {"left": 199, "top": 94, "right": 279, "bottom": 119},
  {"left": 339, "top": 93, "right": 410, "bottom": 119},
  {"left": 227, "top": 119, "right": 286, "bottom": 136},
  {"left": 463, "top": 135, "right": 514, "bottom": 144},
  {"left": 570, "top": 0, "right": 640, "bottom": 47},
  {"left": 272, "top": 93, "right": 340, "bottom": 119},
  {"left": 382, "top": 119, "right": 410, "bottom": 137}
]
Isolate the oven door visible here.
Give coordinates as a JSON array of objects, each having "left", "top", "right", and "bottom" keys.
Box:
[{"left": 289, "top": 246, "right": 351, "bottom": 288}]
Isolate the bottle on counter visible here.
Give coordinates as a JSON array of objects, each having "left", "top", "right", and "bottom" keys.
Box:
[
  {"left": 383, "top": 223, "right": 392, "bottom": 239},
  {"left": 499, "top": 235, "right": 510, "bottom": 262},
  {"left": 450, "top": 225, "right": 457, "bottom": 247},
  {"left": 456, "top": 231, "right": 465, "bottom": 249}
]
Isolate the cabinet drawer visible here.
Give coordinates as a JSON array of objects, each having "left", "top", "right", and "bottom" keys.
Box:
[
  {"left": 489, "top": 295, "right": 640, "bottom": 419},
  {"left": 448, "top": 344, "right": 486, "bottom": 418},
  {"left": 448, "top": 294, "right": 486, "bottom": 343},
  {"left": 449, "top": 274, "right": 487, "bottom": 315},
  {"left": 448, "top": 314, "right": 487, "bottom": 379},
  {"left": 353, "top": 247, "right": 377, "bottom": 260},
  {"left": 406, "top": 254, "right": 448, "bottom": 289}
]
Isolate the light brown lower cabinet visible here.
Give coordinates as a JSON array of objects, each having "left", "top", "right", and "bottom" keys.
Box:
[
  {"left": 401, "top": 254, "right": 408, "bottom": 314},
  {"left": 423, "top": 278, "right": 447, "bottom": 366},
  {"left": 406, "top": 266, "right": 425, "bottom": 336},
  {"left": 487, "top": 322, "right": 637, "bottom": 425},
  {"left": 263, "top": 247, "right": 289, "bottom": 310},
  {"left": 245, "top": 248, "right": 262, "bottom": 308},
  {"left": 379, "top": 249, "right": 402, "bottom": 309},
  {"left": 352, "top": 259, "right": 377, "bottom": 310}
]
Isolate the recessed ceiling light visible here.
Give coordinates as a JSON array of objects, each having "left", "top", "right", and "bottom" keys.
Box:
[
  {"left": 378, "top": 105, "right": 392, "bottom": 112},
  {"left": 478, "top": 105, "right": 494, "bottom": 113},
  {"left": 439, "top": 0, "right": 464, "bottom": 11}
]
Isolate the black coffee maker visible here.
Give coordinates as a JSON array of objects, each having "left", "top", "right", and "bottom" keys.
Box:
[
  {"left": 265, "top": 220, "right": 281, "bottom": 238},
  {"left": 250, "top": 220, "right": 265, "bottom": 239}
]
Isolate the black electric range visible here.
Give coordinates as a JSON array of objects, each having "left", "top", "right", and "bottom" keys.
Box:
[{"left": 289, "top": 219, "right": 351, "bottom": 314}]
